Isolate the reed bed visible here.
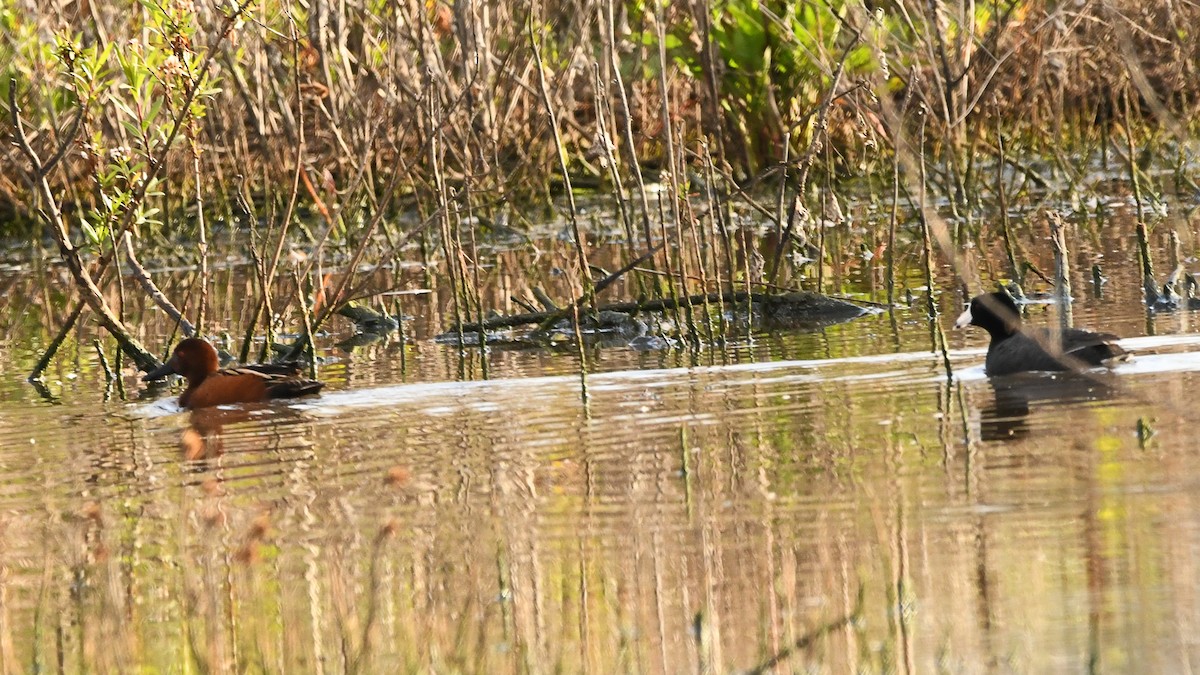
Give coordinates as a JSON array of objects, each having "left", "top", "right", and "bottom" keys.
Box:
[{"left": 2, "top": 0, "right": 1200, "bottom": 372}]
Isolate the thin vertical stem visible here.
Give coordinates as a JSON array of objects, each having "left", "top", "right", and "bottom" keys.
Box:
[
  {"left": 606, "top": 0, "right": 655, "bottom": 256},
  {"left": 192, "top": 116, "right": 209, "bottom": 334},
  {"left": 1122, "top": 90, "right": 1154, "bottom": 293},
  {"left": 996, "top": 126, "right": 1021, "bottom": 286},
  {"left": 531, "top": 5, "right": 590, "bottom": 399},
  {"left": 1049, "top": 212, "right": 1073, "bottom": 334},
  {"left": 919, "top": 116, "right": 953, "bottom": 377},
  {"left": 886, "top": 71, "right": 916, "bottom": 307},
  {"left": 464, "top": 180, "right": 489, "bottom": 379}
]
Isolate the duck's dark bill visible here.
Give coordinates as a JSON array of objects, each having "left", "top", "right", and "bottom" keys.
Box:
[{"left": 142, "top": 360, "right": 178, "bottom": 382}]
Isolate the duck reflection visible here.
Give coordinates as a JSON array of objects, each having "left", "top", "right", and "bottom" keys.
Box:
[
  {"left": 179, "top": 404, "right": 315, "bottom": 460},
  {"left": 179, "top": 406, "right": 256, "bottom": 460},
  {"left": 979, "top": 374, "right": 1117, "bottom": 442}
]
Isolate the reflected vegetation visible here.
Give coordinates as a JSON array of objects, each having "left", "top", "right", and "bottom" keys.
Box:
[
  {"left": 8, "top": 0, "right": 1200, "bottom": 666},
  {"left": 4, "top": 337, "right": 1200, "bottom": 672},
  {"left": 3, "top": 209, "right": 1200, "bottom": 672}
]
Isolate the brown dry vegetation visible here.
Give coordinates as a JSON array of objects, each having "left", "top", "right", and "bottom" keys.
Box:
[
  {"left": 2, "top": 1, "right": 1198, "bottom": 220},
  {"left": 2, "top": 0, "right": 1200, "bottom": 372}
]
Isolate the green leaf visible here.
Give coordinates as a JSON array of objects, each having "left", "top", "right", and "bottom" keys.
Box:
[
  {"left": 111, "top": 98, "right": 136, "bottom": 119},
  {"left": 81, "top": 220, "right": 100, "bottom": 245}
]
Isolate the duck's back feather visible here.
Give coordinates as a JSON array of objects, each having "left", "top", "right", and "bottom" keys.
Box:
[
  {"left": 181, "top": 366, "right": 324, "bottom": 408},
  {"left": 239, "top": 362, "right": 306, "bottom": 377}
]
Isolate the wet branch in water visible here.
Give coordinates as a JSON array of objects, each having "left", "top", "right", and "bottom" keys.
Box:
[{"left": 446, "top": 290, "right": 869, "bottom": 334}]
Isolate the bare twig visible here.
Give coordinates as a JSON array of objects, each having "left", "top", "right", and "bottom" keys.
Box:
[
  {"left": 123, "top": 233, "right": 197, "bottom": 338},
  {"left": 9, "top": 82, "right": 161, "bottom": 372}
]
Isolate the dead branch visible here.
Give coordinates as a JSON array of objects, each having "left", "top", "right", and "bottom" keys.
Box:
[{"left": 8, "top": 82, "right": 161, "bottom": 372}]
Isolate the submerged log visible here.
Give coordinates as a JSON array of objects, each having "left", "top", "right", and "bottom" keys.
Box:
[{"left": 444, "top": 290, "right": 873, "bottom": 334}]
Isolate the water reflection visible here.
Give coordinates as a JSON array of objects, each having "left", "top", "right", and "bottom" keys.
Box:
[
  {"left": 181, "top": 405, "right": 318, "bottom": 461},
  {"left": 4, "top": 339, "right": 1200, "bottom": 672},
  {"left": 978, "top": 373, "right": 1118, "bottom": 442},
  {"left": 7, "top": 206, "right": 1200, "bottom": 671}
]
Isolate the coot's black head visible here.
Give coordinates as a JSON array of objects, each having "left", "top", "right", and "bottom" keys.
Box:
[{"left": 955, "top": 292, "right": 1021, "bottom": 339}]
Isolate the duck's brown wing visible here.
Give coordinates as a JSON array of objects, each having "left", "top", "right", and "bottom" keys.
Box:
[
  {"left": 264, "top": 377, "right": 325, "bottom": 399},
  {"left": 216, "top": 366, "right": 325, "bottom": 400}
]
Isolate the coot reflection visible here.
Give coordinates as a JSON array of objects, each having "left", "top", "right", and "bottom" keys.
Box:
[{"left": 979, "top": 374, "right": 1117, "bottom": 442}]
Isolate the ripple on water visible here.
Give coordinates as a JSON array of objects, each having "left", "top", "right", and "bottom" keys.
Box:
[{"left": 6, "top": 320, "right": 1200, "bottom": 671}]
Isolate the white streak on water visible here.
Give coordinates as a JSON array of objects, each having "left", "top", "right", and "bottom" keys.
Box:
[{"left": 128, "top": 333, "right": 1200, "bottom": 418}]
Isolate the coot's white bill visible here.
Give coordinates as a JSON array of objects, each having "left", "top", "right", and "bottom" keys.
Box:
[{"left": 954, "top": 307, "right": 973, "bottom": 329}]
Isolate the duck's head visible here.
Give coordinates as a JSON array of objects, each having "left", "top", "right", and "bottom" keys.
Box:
[{"left": 142, "top": 338, "right": 220, "bottom": 383}]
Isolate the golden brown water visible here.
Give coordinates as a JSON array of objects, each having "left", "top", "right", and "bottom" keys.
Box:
[{"left": 3, "top": 209, "right": 1200, "bottom": 672}]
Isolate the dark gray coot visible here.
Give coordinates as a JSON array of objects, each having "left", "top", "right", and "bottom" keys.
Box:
[{"left": 955, "top": 292, "right": 1127, "bottom": 376}]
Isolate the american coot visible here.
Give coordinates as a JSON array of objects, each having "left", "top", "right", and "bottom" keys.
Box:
[
  {"left": 954, "top": 292, "right": 1127, "bottom": 376},
  {"left": 143, "top": 338, "right": 325, "bottom": 409}
]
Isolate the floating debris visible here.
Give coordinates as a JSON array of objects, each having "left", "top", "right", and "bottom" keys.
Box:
[{"left": 337, "top": 302, "right": 401, "bottom": 333}]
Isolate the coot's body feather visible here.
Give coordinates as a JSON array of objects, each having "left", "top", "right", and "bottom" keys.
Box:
[{"left": 956, "top": 292, "right": 1127, "bottom": 376}]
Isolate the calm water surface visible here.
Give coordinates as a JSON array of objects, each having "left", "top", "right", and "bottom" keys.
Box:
[{"left": 2, "top": 206, "right": 1200, "bottom": 673}]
